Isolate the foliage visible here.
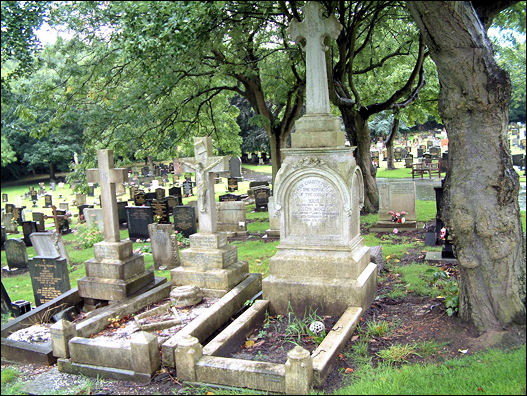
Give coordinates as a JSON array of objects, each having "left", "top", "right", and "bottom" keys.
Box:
[
  {"left": 174, "top": 230, "right": 189, "bottom": 248},
  {"left": 377, "top": 343, "right": 420, "bottom": 365},
  {"left": 75, "top": 224, "right": 104, "bottom": 249}
]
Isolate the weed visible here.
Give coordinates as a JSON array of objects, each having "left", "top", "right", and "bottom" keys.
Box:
[
  {"left": 366, "top": 320, "right": 392, "bottom": 338},
  {"left": 414, "top": 340, "right": 449, "bottom": 357},
  {"left": 377, "top": 343, "right": 421, "bottom": 365}
]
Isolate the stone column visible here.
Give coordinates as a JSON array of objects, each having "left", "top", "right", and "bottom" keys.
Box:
[
  {"left": 175, "top": 335, "right": 203, "bottom": 381},
  {"left": 50, "top": 319, "right": 76, "bottom": 358},
  {"left": 130, "top": 331, "right": 160, "bottom": 375},
  {"left": 285, "top": 345, "right": 313, "bottom": 395}
]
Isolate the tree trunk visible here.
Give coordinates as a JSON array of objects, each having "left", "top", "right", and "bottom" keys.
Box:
[
  {"left": 409, "top": 2, "right": 525, "bottom": 334},
  {"left": 268, "top": 126, "right": 283, "bottom": 186},
  {"left": 386, "top": 116, "right": 400, "bottom": 171},
  {"left": 49, "top": 162, "right": 56, "bottom": 182},
  {"left": 342, "top": 110, "right": 379, "bottom": 213}
]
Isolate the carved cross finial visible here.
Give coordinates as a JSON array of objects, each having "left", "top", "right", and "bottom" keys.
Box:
[
  {"left": 288, "top": 2, "right": 342, "bottom": 115},
  {"left": 86, "top": 150, "right": 129, "bottom": 242}
]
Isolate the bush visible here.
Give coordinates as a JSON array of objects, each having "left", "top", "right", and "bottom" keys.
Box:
[{"left": 75, "top": 225, "right": 104, "bottom": 249}]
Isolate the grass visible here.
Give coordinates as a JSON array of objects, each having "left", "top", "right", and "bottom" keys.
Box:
[
  {"left": 241, "top": 164, "right": 272, "bottom": 174},
  {"left": 331, "top": 345, "right": 526, "bottom": 395}
]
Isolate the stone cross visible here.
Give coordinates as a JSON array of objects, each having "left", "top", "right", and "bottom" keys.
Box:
[
  {"left": 86, "top": 150, "right": 128, "bottom": 242},
  {"left": 179, "top": 137, "right": 229, "bottom": 233},
  {"left": 288, "top": 2, "right": 342, "bottom": 115}
]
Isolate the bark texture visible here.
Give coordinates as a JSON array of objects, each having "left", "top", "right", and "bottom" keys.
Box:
[{"left": 408, "top": 1, "right": 526, "bottom": 333}]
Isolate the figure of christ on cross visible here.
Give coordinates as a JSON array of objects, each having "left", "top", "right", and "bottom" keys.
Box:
[
  {"left": 288, "top": 2, "right": 342, "bottom": 115},
  {"left": 86, "top": 150, "right": 128, "bottom": 242},
  {"left": 179, "top": 137, "right": 229, "bottom": 233}
]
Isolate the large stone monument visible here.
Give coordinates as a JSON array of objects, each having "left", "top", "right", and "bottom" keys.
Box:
[
  {"left": 77, "top": 150, "right": 155, "bottom": 309},
  {"left": 170, "top": 137, "right": 249, "bottom": 296},
  {"left": 262, "top": 2, "right": 377, "bottom": 316}
]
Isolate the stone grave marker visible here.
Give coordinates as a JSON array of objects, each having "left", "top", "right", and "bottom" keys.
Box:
[
  {"left": 134, "top": 190, "right": 147, "bottom": 206},
  {"left": 217, "top": 201, "right": 247, "bottom": 236},
  {"left": 144, "top": 191, "right": 157, "bottom": 205},
  {"left": 59, "top": 202, "right": 69, "bottom": 211},
  {"left": 1, "top": 226, "right": 5, "bottom": 250},
  {"left": 84, "top": 207, "right": 104, "bottom": 232},
  {"left": 219, "top": 193, "right": 243, "bottom": 202},
  {"left": 265, "top": 197, "right": 280, "bottom": 238},
  {"left": 182, "top": 179, "right": 193, "bottom": 196},
  {"left": 126, "top": 206, "right": 154, "bottom": 240},
  {"left": 155, "top": 187, "right": 165, "bottom": 200},
  {"left": 5, "top": 203, "right": 14, "bottom": 214},
  {"left": 262, "top": 2, "right": 376, "bottom": 317},
  {"left": 44, "top": 194, "right": 53, "bottom": 208},
  {"left": 371, "top": 181, "right": 417, "bottom": 231},
  {"left": 227, "top": 177, "right": 238, "bottom": 192},
  {"left": 75, "top": 194, "right": 87, "bottom": 206},
  {"left": 22, "top": 221, "right": 38, "bottom": 246},
  {"left": 151, "top": 199, "right": 171, "bottom": 224},
  {"left": 253, "top": 185, "right": 271, "bottom": 211},
  {"left": 5, "top": 238, "right": 28, "bottom": 270},
  {"left": 229, "top": 156, "right": 242, "bottom": 180},
  {"left": 78, "top": 149, "right": 155, "bottom": 305},
  {"left": 30, "top": 231, "right": 71, "bottom": 265},
  {"left": 12, "top": 207, "right": 23, "bottom": 226},
  {"left": 168, "top": 186, "right": 183, "bottom": 205},
  {"left": 78, "top": 204, "right": 94, "bottom": 221},
  {"left": 2, "top": 212, "right": 18, "bottom": 234},
  {"left": 2, "top": 193, "right": 7, "bottom": 202},
  {"left": 117, "top": 201, "right": 128, "bottom": 224},
  {"left": 129, "top": 185, "right": 137, "bottom": 201},
  {"left": 28, "top": 256, "right": 70, "bottom": 306},
  {"left": 30, "top": 190, "right": 38, "bottom": 203},
  {"left": 148, "top": 223, "right": 180, "bottom": 269},
  {"left": 173, "top": 205, "right": 197, "bottom": 238},
  {"left": 33, "top": 212, "right": 46, "bottom": 232}
]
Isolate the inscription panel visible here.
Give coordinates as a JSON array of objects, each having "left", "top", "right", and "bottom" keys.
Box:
[
  {"left": 28, "top": 256, "right": 70, "bottom": 306},
  {"left": 286, "top": 176, "right": 341, "bottom": 242}
]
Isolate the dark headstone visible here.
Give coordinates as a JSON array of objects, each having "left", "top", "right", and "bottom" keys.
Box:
[
  {"left": 219, "top": 193, "right": 243, "bottom": 202},
  {"left": 249, "top": 180, "right": 269, "bottom": 189},
  {"left": 78, "top": 204, "right": 94, "bottom": 220},
  {"left": 155, "top": 188, "right": 165, "bottom": 200},
  {"left": 134, "top": 190, "right": 146, "bottom": 206},
  {"left": 5, "top": 238, "right": 28, "bottom": 269},
  {"left": 44, "top": 194, "right": 53, "bottom": 208},
  {"left": 253, "top": 185, "right": 271, "bottom": 211},
  {"left": 28, "top": 256, "right": 70, "bottom": 306},
  {"left": 151, "top": 199, "right": 171, "bottom": 224},
  {"left": 87, "top": 185, "right": 95, "bottom": 197},
  {"left": 144, "top": 192, "right": 157, "bottom": 202},
  {"left": 5, "top": 203, "right": 14, "bottom": 213},
  {"left": 227, "top": 177, "right": 239, "bottom": 192},
  {"left": 12, "top": 207, "right": 24, "bottom": 225},
  {"left": 182, "top": 180, "right": 193, "bottom": 196},
  {"left": 55, "top": 210, "right": 71, "bottom": 234},
  {"left": 512, "top": 154, "right": 524, "bottom": 168},
  {"left": 417, "top": 147, "right": 424, "bottom": 158},
  {"left": 173, "top": 205, "right": 197, "bottom": 237},
  {"left": 126, "top": 206, "right": 154, "bottom": 240},
  {"left": 117, "top": 201, "right": 128, "bottom": 224},
  {"left": 30, "top": 190, "right": 38, "bottom": 202},
  {"left": 1, "top": 226, "right": 5, "bottom": 250},
  {"left": 22, "top": 221, "right": 38, "bottom": 246},
  {"left": 430, "top": 146, "right": 441, "bottom": 159},
  {"left": 165, "top": 196, "right": 179, "bottom": 213}
]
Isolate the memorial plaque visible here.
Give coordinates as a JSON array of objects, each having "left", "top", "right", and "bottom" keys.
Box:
[
  {"left": 151, "top": 199, "right": 170, "bottom": 224},
  {"left": 253, "top": 185, "right": 271, "bottom": 211},
  {"left": 227, "top": 177, "right": 238, "bottom": 192},
  {"left": 28, "top": 256, "right": 70, "bottom": 306},
  {"left": 155, "top": 187, "right": 165, "bottom": 200},
  {"left": 5, "top": 238, "right": 28, "bottom": 269},
  {"left": 22, "top": 221, "right": 37, "bottom": 246},
  {"left": 287, "top": 177, "right": 341, "bottom": 242},
  {"left": 173, "top": 205, "right": 197, "bottom": 237},
  {"left": 2, "top": 193, "right": 7, "bottom": 202},
  {"left": 134, "top": 190, "right": 146, "bottom": 206},
  {"left": 44, "top": 194, "right": 53, "bottom": 208},
  {"left": 126, "top": 206, "right": 154, "bottom": 240}
]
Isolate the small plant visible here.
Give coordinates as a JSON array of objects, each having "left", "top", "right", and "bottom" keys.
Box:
[
  {"left": 445, "top": 294, "right": 459, "bottom": 316},
  {"left": 174, "top": 230, "right": 190, "bottom": 247},
  {"left": 75, "top": 225, "right": 104, "bottom": 249},
  {"left": 366, "top": 320, "right": 392, "bottom": 338},
  {"left": 377, "top": 343, "right": 420, "bottom": 365}
]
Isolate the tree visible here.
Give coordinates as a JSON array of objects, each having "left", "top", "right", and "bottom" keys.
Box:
[
  {"left": 230, "top": 95, "right": 270, "bottom": 155},
  {"left": 408, "top": 1, "right": 525, "bottom": 335}
]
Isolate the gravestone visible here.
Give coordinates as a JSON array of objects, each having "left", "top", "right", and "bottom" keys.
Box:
[
  {"left": 172, "top": 137, "right": 248, "bottom": 296},
  {"left": 134, "top": 190, "right": 147, "bottom": 206},
  {"left": 55, "top": 209, "right": 71, "bottom": 234},
  {"left": 229, "top": 157, "right": 243, "bottom": 181},
  {"left": 168, "top": 186, "right": 183, "bottom": 205},
  {"left": 2, "top": 193, "right": 7, "bottom": 202},
  {"left": 5, "top": 203, "right": 14, "bottom": 214},
  {"left": 84, "top": 207, "right": 104, "bottom": 232},
  {"left": 182, "top": 179, "right": 193, "bottom": 196},
  {"left": 126, "top": 206, "right": 154, "bottom": 240},
  {"left": 117, "top": 201, "right": 128, "bottom": 224},
  {"left": 219, "top": 193, "right": 243, "bottom": 202},
  {"left": 28, "top": 256, "right": 70, "bottom": 306},
  {"left": 2, "top": 212, "right": 18, "bottom": 234},
  {"left": 129, "top": 185, "right": 137, "bottom": 201},
  {"left": 59, "top": 202, "right": 69, "bottom": 211},
  {"left": 165, "top": 196, "right": 179, "bottom": 213},
  {"left": 144, "top": 191, "right": 157, "bottom": 204},
  {"left": 5, "top": 238, "right": 28, "bottom": 270},
  {"left": 371, "top": 181, "right": 417, "bottom": 232},
  {"left": 265, "top": 198, "right": 280, "bottom": 238},
  {"left": 417, "top": 147, "right": 424, "bottom": 157},
  {"left": 78, "top": 149, "right": 155, "bottom": 306},
  {"left": 173, "top": 205, "right": 197, "bottom": 238},
  {"left": 155, "top": 187, "right": 165, "bottom": 200},
  {"left": 227, "top": 177, "right": 238, "bottom": 192},
  {"left": 430, "top": 146, "right": 441, "bottom": 159},
  {"left": 253, "top": 185, "right": 271, "bottom": 211},
  {"left": 1, "top": 282, "right": 12, "bottom": 314},
  {"left": 148, "top": 223, "right": 180, "bottom": 270},
  {"left": 31, "top": 190, "right": 38, "bottom": 202},
  {"left": 87, "top": 185, "right": 95, "bottom": 197},
  {"left": 75, "top": 194, "right": 87, "bottom": 206},
  {"left": 33, "top": 212, "right": 46, "bottom": 232},
  {"left": 44, "top": 194, "right": 53, "bottom": 208},
  {"left": 394, "top": 147, "right": 403, "bottom": 162},
  {"left": 263, "top": 2, "right": 376, "bottom": 316},
  {"left": 1, "top": 226, "right": 5, "bottom": 250},
  {"left": 12, "top": 207, "right": 23, "bottom": 226},
  {"left": 151, "top": 199, "right": 171, "bottom": 224},
  {"left": 217, "top": 201, "right": 247, "bottom": 236},
  {"left": 50, "top": 182, "right": 56, "bottom": 191},
  {"left": 404, "top": 153, "right": 414, "bottom": 168},
  {"left": 30, "top": 231, "right": 71, "bottom": 265},
  {"left": 78, "top": 204, "right": 94, "bottom": 220},
  {"left": 22, "top": 221, "right": 37, "bottom": 246}
]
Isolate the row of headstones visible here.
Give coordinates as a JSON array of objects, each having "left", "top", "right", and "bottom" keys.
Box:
[{"left": 240, "top": 152, "right": 270, "bottom": 165}]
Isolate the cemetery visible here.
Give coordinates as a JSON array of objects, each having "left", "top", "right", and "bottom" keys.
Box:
[{"left": 1, "top": 1, "right": 526, "bottom": 395}]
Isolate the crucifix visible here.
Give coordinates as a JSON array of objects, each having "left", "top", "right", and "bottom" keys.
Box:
[
  {"left": 288, "top": 2, "right": 342, "bottom": 115},
  {"left": 44, "top": 205, "right": 70, "bottom": 234},
  {"left": 86, "top": 149, "right": 129, "bottom": 242},
  {"left": 179, "top": 137, "right": 229, "bottom": 233}
]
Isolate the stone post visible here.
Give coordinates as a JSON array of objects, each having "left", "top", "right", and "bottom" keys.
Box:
[
  {"left": 50, "top": 319, "right": 76, "bottom": 358},
  {"left": 130, "top": 331, "right": 160, "bottom": 375},
  {"left": 175, "top": 335, "right": 203, "bottom": 381},
  {"left": 285, "top": 345, "right": 313, "bottom": 395}
]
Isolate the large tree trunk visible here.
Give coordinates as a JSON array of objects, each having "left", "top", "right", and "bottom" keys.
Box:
[
  {"left": 49, "top": 162, "right": 56, "bottom": 182},
  {"left": 408, "top": 2, "right": 525, "bottom": 334},
  {"left": 386, "top": 116, "right": 400, "bottom": 170},
  {"left": 342, "top": 109, "right": 379, "bottom": 213}
]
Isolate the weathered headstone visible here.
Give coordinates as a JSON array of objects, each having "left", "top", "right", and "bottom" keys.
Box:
[
  {"left": 151, "top": 199, "right": 171, "bottom": 224},
  {"left": 182, "top": 179, "right": 193, "bottom": 196},
  {"left": 12, "top": 207, "right": 23, "bottom": 226},
  {"left": 75, "top": 193, "right": 86, "bottom": 206},
  {"left": 155, "top": 187, "right": 165, "bottom": 200},
  {"left": 265, "top": 197, "right": 280, "bottom": 238},
  {"left": 84, "top": 207, "right": 104, "bottom": 232},
  {"left": 5, "top": 238, "right": 28, "bottom": 269},
  {"left": 44, "top": 194, "right": 53, "bottom": 208},
  {"left": 148, "top": 223, "right": 180, "bottom": 270},
  {"left": 22, "top": 221, "right": 38, "bottom": 246},
  {"left": 59, "top": 202, "right": 69, "bottom": 211},
  {"left": 371, "top": 181, "right": 417, "bottom": 231},
  {"left": 5, "top": 203, "right": 14, "bottom": 214},
  {"left": 253, "top": 185, "right": 271, "bottom": 211},
  {"left": 126, "top": 206, "right": 154, "bottom": 240},
  {"left": 30, "top": 190, "right": 38, "bottom": 202},
  {"left": 227, "top": 177, "right": 239, "bottom": 192},
  {"left": 168, "top": 186, "right": 183, "bottom": 205},
  {"left": 2, "top": 193, "right": 7, "bottom": 202},
  {"left": 2, "top": 212, "right": 18, "bottom": 234},
  {"left": 30, "top": 231, "right": 71, "bottom": 265},
  {"left": 28, "top": 256, "right": 70, "bottom": 306},
  {"left": 217, "top": 201, "right": 247, "bottom": 236},
  {"left": 134, "top": 190, "right": 147, "bottom": 206},
  {"left": 33, "top": 212, "right": 46, "bottom": 232},
  {"left": 229, "top": 157, "right": 243, "bottom": 180},
  {"left": 173, "top": 205, "right": 197, "bottom": 238},
  {"left": 263, "top": 2, "right": 376, "bottom": 316},
  {"left": 78, "top": 149, "right": 155, "bottom": 305}
]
